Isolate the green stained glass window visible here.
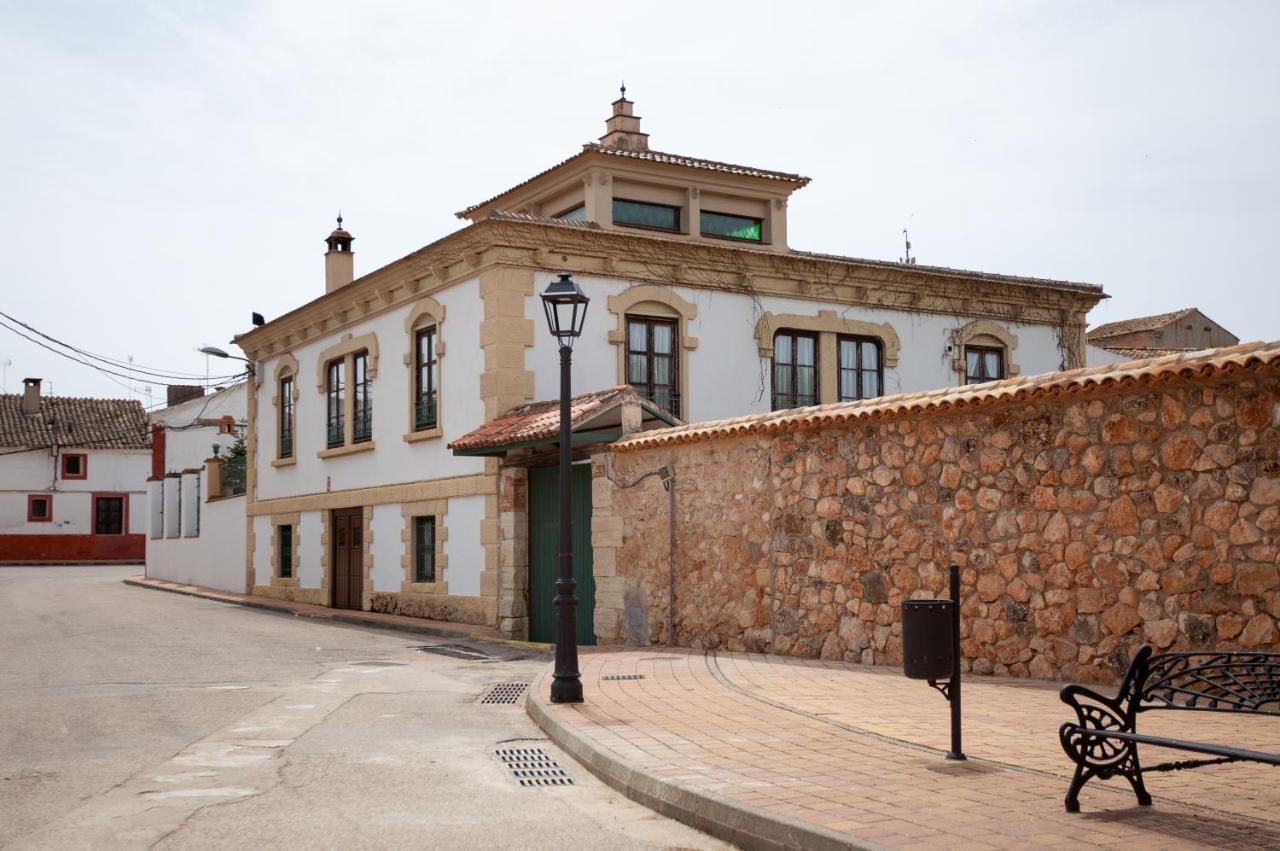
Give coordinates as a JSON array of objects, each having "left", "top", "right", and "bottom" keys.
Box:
[
  {"left": 613, "top": 199, "right": 680, "bottom": 232},
  {"left": 700, "top": 210, "right": 763, "bottom": 242}
]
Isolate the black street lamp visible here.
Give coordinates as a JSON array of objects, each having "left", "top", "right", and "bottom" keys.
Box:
[{"left": 540, "top": 272, "right": 589, "bottom": 704}]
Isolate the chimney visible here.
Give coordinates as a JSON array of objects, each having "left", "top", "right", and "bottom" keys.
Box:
[
  {"left": 598, "top": 84, "right": 649, "bottom": 152},
  {"left": 325, "top": 213, "right": 355, "bottom": 293},
  {"left": 20, "top": 377, "right": 41, "bottom": 416},
  {"left": 167, "top": 385, "right": 204, "bottom": 407}
]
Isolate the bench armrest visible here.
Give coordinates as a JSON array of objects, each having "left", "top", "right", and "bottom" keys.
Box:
[{"left": 1060, "top": 683, "right": 1129, "bottom": 732}]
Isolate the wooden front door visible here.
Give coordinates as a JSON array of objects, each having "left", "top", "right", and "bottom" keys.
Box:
[
  {"left": 331, "top": 507, "right": 364, "bottom": 610},
  {"left": 528, "top": 465, "right": 595, "bottom": 646}
]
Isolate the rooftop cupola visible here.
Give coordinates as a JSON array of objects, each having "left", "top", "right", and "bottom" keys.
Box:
[
  {"left": 598, "top": 84, "right": 649, "bottom": 151},
  {"left": 324, "top": 213, "right": 355, "bottom": 293}
]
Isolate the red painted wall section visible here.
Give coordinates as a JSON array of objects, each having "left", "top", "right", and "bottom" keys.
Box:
[
  {"left": 0, "top": 534, "right": 145, "bottom": 562},
  {"left": 151, "top": 424, "right": 166, "bottom": 477}
]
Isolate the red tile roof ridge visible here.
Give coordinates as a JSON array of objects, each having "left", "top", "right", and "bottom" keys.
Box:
[
  {"left": 448, "top": 385, "right": 643, "bottom": 452},
  {"left": 613, "top": 340, "right": 1280, "bottom": 453},
  {"left": 1087, "top": 308, "right": 1198, "bottom": 340}
]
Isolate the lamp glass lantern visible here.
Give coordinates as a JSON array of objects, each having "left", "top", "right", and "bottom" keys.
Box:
[{"left": 540, "top": 273, "right": 590, "bottom": 346}]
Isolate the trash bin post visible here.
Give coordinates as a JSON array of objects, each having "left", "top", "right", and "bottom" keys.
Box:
[
  {"left": 900, "top": 563, "right": 966, "bottom": 761},
  {"left": 945, "top": 563, "right": 965, "bottom": 761}
]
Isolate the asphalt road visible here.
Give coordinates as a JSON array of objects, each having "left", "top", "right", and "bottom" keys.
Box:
[{"left": 0, "top": 565, "right": 727, "bottom": 850}]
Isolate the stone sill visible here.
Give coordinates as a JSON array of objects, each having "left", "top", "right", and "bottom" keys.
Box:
[
  {"left": 206, "top": 493, "right": 245, "bottom": 503},
  {"left": 400, "top": 581, "right": 447, "bottom": 595},
  {"left": 271, "top": 456, "right": 297, "bottom": 468},
  {"left": 317, "top": 441, "right": 377, "bottom": 460},
  {"left": 403, "top": 427, "right": 443, "bottom": 444},
  {"left": 271, "top": 575, "right": 300, "bottom": 588}
]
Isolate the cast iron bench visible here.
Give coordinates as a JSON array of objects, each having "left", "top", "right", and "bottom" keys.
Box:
[{"left": 1058, "top": 645, "right": 1280, "bottom": 812}]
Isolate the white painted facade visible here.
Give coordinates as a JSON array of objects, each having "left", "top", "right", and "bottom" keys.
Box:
[
  {"left": 0, "top": 448, "right": 148, "bottom": 538},
  {"left": 145, "top": 489, "right": 246, "bottom": 591}
]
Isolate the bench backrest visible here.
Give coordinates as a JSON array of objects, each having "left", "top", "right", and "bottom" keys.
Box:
[{"left": 1138, "top": 649, "right": 1280, "bottom": 716}]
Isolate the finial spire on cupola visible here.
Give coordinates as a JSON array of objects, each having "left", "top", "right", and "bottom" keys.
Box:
[
  {"left": 599, "top": 84, "right": 649, "bottom": 151},
  {"left": 324, "top": 212, "right": 355, "bottom": 293}
]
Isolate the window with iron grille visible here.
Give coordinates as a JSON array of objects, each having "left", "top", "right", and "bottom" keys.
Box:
[
  {"left": 326, "top": 359, "right": 345, "bottom": 447},
  {"left": 94, "top": 495, "right": 124, "bottom": 535},
  {"left": 414, "top": 326, "right": 438, "bottom": 431},
  {"left": 837, "top": 336, "right": 883, "bottom": 402},
  {"left": 353, "top": 350, "right": 372, "bottom": 443},
  {"left": 413, "top": 516, "right": 435, "bottom": 583},
  {"left": 28, "top": 494, "right": 52, "bottom": 522},
  {"left": 279, "top": 376, "right": 294, "bottom": 458},
  {"left": 278, "top": 525, "right": 293, "bottom": 578},
  {"left": 964, "top": 345, "right": 1005, "bottom": 384},
  {"left": 625, "top": 316, "right": 680, "bottom": 418},
  {"left": 772, "top": 330, "right": 819, "bottom": 410}
]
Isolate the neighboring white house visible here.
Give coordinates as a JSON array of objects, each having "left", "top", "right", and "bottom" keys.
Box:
[
  {"left": 0, "top": 378, "right": 150, "bottom": 563},
  {"left": 144, "top": 382, "right": 248, "bottom": 592},
  {"left": 229, "top": 93, "right": 1107, "bottom": 641}
]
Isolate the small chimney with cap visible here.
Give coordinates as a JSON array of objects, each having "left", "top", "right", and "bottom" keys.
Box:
[
  {"left": 20, "top": 377, "right": 41, "bottom": 416},
  {"left": 324, "top": 213, "right": 355, "bottom": 293},
  {"left": 598, "top": 84, "right": 649, "bottom": 152}
]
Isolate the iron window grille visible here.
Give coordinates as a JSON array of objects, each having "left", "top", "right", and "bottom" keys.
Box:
[
  {"left": 772, "top": 330, "right": 819, "bottom": 410},
  {"left": 613, "top": 198, "right": 680, "bottom": 232},
  {"left": 414, "top": 516, "right": 436, "bottom": 583},
  {"left": 625, "top": 315, "right": 680, "bottom": 418},
  {"left": 700, "top": 210, "right": 763, "bottom": 242},
  {"left": 965, "top": 345, "right": 1005, "bottom": 384},
  {"left": 28, "top": 494, "right": 52, "bottom": 522},
  {"left": 94, "top": 495, "right": 124, "bottom": 535},
  {"left": 414, "top": 326, "right": 439, "bottom": 431},
  {"left": 326, "top": 359, "right": 345, "bottom": 447},
  {"left": 279, "top": 525, "right": 293, "bottom": 578},
  {"left": 279, "top": 376, "right": 294, "bottom": 458},
  {"left": 837, "top": 335, "right": 883, "bottom": 401},
  {"left": 353, "top": 351, "right": 372, "bottom": 443}
]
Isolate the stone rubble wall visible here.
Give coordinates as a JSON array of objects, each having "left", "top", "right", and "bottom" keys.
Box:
[{"left": 594, "top": 370, "right": 1280, "bottom": 683}]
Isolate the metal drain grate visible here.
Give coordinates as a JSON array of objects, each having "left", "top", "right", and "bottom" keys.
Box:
[
  {"left": 415, "top": 644, "right": 489, "bottom": 661},
  {"left": 602, "top": 674, "right": 646, "bottom": 681},
  {"left": 495, "top": 747, "right": 573, "bottom": 786},
  {"left": 352, "top": 661, "right": 406, "bottom": 667},
  {"left": 481, "top": 682, "right": 529, "bottom": 704}
]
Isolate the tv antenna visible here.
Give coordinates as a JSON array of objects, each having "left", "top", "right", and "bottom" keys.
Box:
[{"left": 900, "top": 229, "right": 916, "bottom": 266}]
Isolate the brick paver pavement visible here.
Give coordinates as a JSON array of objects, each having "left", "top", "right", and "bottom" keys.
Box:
[{"left": 535, "top": 648, "right": 1280, "bottom": 849}]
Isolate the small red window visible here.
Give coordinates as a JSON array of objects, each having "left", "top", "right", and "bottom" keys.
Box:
[
  {"left": 61, "top": 453, "right": 88, "bottom": 480},
  {"left": 28, "top": 495, "right": 52, "bottom": 522}
]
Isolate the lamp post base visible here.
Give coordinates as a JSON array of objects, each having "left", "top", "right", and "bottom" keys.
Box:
[{"left": 550, "top": 675, "right": 583, "bottom": 704}]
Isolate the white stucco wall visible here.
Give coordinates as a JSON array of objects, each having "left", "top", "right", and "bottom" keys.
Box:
[
  {"left": 0, "top": 448, "right": 149, "bottom": 536},
  {"left": 528, "top": 272, "right": 1071, "bottom": 422},
  {"left": 151, "top": 384, "right": 248, "bottom": 474},
  {"left": 145, "top": 484, "right": 246, "bottom": 593},
  {"left": 443, "top": 494, "right": 484, "bottom": 596},
  {"left": 1086, "top": 345, "right": 1130, "bottom": 367},
  {"left": 252, "top": 514, "right": 272, "bottom": 586},
  {"left": 255, "top": 277, "right": 486, "bottom": 502},
  {"left": 370, "top": 503, "right": 403, "bottom": 593},
  {"left": 298, "top": 511, "right": 323, "bottom": 589}
]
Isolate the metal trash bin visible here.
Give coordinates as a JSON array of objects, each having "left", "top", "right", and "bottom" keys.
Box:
[{"left": 902, "top": 599, "right": 954, "bottom": 680}]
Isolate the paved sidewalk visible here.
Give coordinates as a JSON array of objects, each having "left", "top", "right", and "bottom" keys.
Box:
[
  {"left": 529, "top": 648, "right": 1280, "bottom": 850},
  {"left": 123, "top": 575, "right": 537, "bottom": 648}
]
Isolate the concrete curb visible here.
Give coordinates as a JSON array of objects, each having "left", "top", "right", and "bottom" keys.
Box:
[
  {"left": 122, "top": 577, "right": 552, "bottom": 651},
  {"left": 525, "top": 668, "right": 885, "bottom": 851}
]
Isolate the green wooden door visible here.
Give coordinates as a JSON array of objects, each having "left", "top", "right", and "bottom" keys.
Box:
[{"left": 528, "top": 464, "right": 595, "bottom": 646}]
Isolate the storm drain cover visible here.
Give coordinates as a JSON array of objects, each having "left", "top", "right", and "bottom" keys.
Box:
[
  {"left": 352, "top": 661, "right": 406, "bottom": 667},
  {"left": 495, "top": 747, "right": 573, "bottom": 786},
  {"left": 602, "top": 674, "right": 645, "bottom": 681},
  {"left": 480, "top": 682, "right": 529, "bottom": 704},
  {"left": 415, "top": 644, "right": 489, "bottom": 661}
]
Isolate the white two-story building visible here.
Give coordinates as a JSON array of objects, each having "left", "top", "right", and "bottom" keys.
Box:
[{"left": 231, "top": 92, "right": 1105, "bottom": 641}]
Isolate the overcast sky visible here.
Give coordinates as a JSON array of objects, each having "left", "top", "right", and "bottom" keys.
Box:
[{"left": 2, "top": 0, "right": 1277, "bottom": 401}]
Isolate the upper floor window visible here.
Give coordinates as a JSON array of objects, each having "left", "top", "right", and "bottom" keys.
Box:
[
  {"left": 700, "top": 210, "right": 762, "bottom": 242},
  {"left": 353, "top": 350, "right": 372, "bottom": 443},
  {"left": 772, "top": 330, "right": 818, "bottom": 410},
  {"left": 626, "top": 316, "right": 680, "bottom": 418},
  {"left": 61, "top": 453, "right": 87, "bottom": 480},
  {"left": 326, "top": 359, "right": 345, "bottom": 448},
  {"left": 279, "top": 376, "right": 294, "bottom": 459},
  {"left": 613, "top": 198, "right": 680, "bottom": 232},
  {"left": 554, "top": 204, "right": 586, "bottom": 221},
  {"left": 838, "top": 336, "right": 882, "bottom": 401},
  {"left": 414, "top": 326, "right": 439, "bottom": 431},
  {"left": 965, "top": 345, "right": 1005, "bottom": 384}
]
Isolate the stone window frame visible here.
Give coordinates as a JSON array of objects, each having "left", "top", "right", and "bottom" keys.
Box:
[
  {"left": 951, "top": 320, "right": 1020, "bottom": 384},
  {"left": 270, "top": 513, "right": 300, "bottom": 587},
  {"left": 315, "top": 332, "right": 379, "bottom": 460},
  {"left": 402, "top": 297, "right": 446, "bottom": 444},
  {"left": 607, "top": 285, "right": 698, "bottom": 422},
  {"left": 400, "top": 499, "right": 449, "bottom": 595},
  {"left": 271, "top": 355, "right": 300, "bottom": 468},
  {"left": 754, "top": 310, "right": 901, "bottom": 405}
]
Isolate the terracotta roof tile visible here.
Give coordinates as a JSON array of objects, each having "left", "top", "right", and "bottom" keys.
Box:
[
  {"left": 614, "top": 340, "right": 1280, "bottom": 453},
  {"left": 449, "top": 385, "right": 657, "bottom": 452},
  {"left": 1087, "top": 308, "right": 1197, "bottom": 341},
  {"left": 1100, "top": 346, "right": 1199, "bottom": 359},
  {"left": 484, "top": 210, "right": 602, "bottom": 229},
  {"left": 0, "top": 393, "right": 150, "bottom": 450},
  {"left": 457, "top": 143, "right": 809, "bottom": 218}
]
